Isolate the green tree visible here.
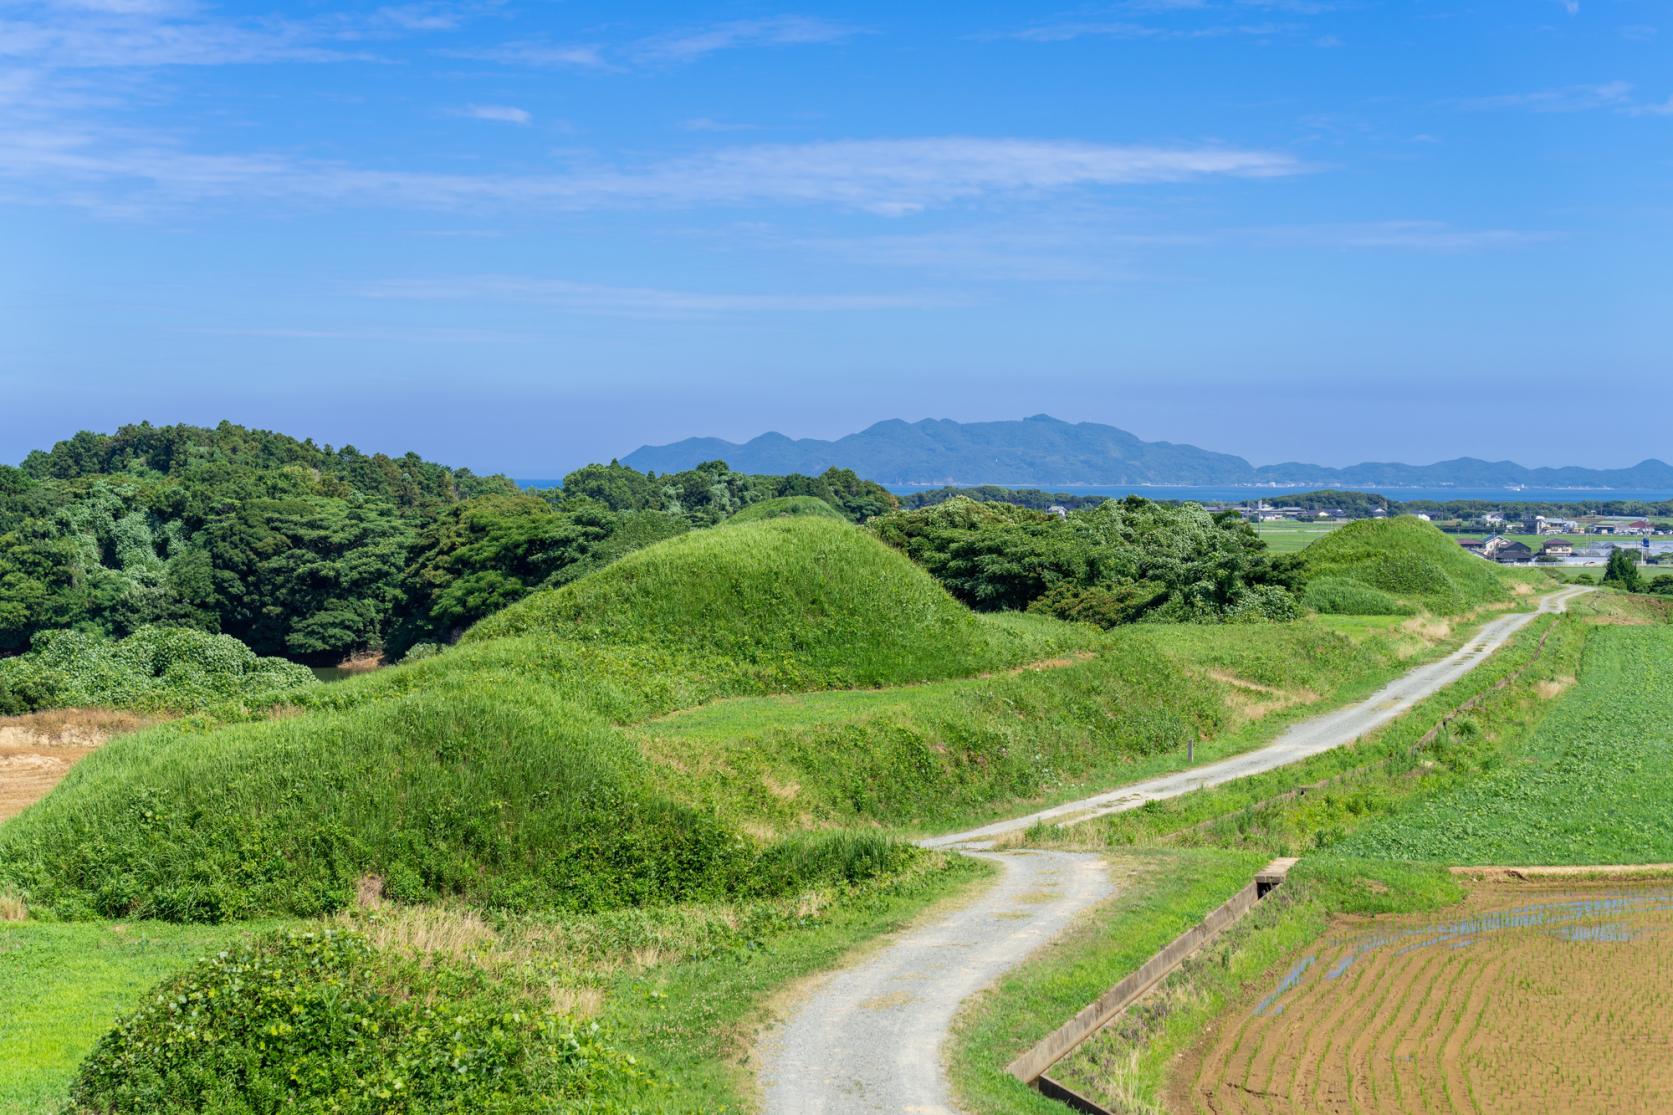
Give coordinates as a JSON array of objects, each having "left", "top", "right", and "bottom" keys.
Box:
[{"left": 1603, "top": 547, "right": 1644, "bottom": 593}]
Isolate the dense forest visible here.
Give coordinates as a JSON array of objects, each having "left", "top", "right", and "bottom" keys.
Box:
[
  {"left": 872, "top": 497, "right": 1303, "bottom": 624},
  {"left": 0, "top": 423, "right": 894, "bottom": 675}
]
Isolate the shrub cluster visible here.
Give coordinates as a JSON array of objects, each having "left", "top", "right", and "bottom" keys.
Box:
[
  {"left": 68, "top": 929, "right": 650, "bottom": 1114},
  {"left": 0, "top": 626, "right": 316, "bottom": 715}
]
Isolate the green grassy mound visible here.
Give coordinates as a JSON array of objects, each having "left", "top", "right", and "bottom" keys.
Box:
[
  {"left": 67, "top": 929, "right": 645, "bottom": 1114},
  {"left": 1302, "top": 576, "right": 1414, "bottom": 617},
  {"left": 726, "top": 495, "right": 844, "bottom": 524},
  {"left": 0, "top": 520, "right": 1035, "bottom": 922},
  {"left": 0, "top": 642, "right": 914, "bottom": 920},
  {"left": 469, "top": 517, "right": 1055, "bottom": 687},
  {"left": 1301, "top": 516, "right": 1515, "bottom": 615},
  {"left": 0, "top": 626, "right": 315, "bottom": 715}
]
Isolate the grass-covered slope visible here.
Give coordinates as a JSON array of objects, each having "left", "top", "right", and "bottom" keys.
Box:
[
  {"left": 469, "top": 516, "right": 1056, "bottom": 687},
  {"left": 1301, "top": 516, "right": 1520, "bottom": 615},
  {"left": 0, "top": 519, "right": 1071, "bottom": 921},
  {"left": 726, "top": 495, "right": 844, "bottom": 524}
]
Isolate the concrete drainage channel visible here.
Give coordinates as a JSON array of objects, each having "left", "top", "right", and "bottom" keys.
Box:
[{"left": 1008, "top": 857, "right": 1300, "bottom": 1115}]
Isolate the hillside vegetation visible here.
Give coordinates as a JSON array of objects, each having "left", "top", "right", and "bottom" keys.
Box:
[
  {"left": 1301, "top": 516, "right": 1520, "bottom": 615},
  {"left": 0, "top": 626, "right": 316, "bottom": 716},
  {"left": 726, "top": 494, "right": 844, "bottom": 523},
  {"left": 469, "top": 516, "right": 1055, "bottom": 688},
  {"left": 0, "top": 519, "right": 1070, "bottom": 921}
]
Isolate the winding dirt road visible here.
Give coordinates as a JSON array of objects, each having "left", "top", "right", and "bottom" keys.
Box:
[{"left": 756, "top": 586, "right": 1589, "bottom": 1115}]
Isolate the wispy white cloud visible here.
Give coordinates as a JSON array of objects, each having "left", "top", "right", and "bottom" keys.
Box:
[
  {"left": 179, "top": 324, "right": 530, "bottom": 343},
  {"left": 1005, "top": 0, "right": 1335, "bottom": 43},
  {"left": 0, "top": 132, "right": 1310, "bottom": 216},
  {"left": 1256, "top": 220, "right": 1555, "bottom": 251},
  {"left": 452, "top": 103, "right": 530, "bottom": 125},
  {"left": 1009, "top": 19, "right": 1284, "bottom": 42},
  {"left": 1458, "top": 80, "right": 1633, "bottom": 112},
  {"left": 356, "top": 275, "right": 964, "bottom": 317},
  {"left": 1624, "top": 95, "right": 1673, "bottom": 117},
  {"left": 679, "top": 116, "right": 759, "bottom": 133},
  {"left": 442, "top": 40, "right": 609, "bottom": 70},
  {"left": 1457, "top": 80, "right": 1673, "bottom": 117},
  {"left": 0, "top": 0, "right": 471, "bottom": 69},
  {"left": 635, "top": 15, "right": 861, "bottom": 62},
  {"left": 456, "top": 15, "right": 862, "bottom": 72}
]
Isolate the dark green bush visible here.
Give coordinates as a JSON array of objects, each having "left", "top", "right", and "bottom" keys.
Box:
[{"left": 68, "top": 929, "right": 650, "bottom": 1114}]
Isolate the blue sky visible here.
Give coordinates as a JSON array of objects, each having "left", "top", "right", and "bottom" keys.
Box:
[{"left": 4, "top": 0, "right": 1670, "bottom": 475}]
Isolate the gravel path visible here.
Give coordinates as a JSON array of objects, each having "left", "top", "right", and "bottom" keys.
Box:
[{"left": 757, "top": 587, "right": 1589, "bottom": 1114}]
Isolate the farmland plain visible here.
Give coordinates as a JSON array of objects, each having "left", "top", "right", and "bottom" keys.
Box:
[{"left": 1175, "top": 881, "right": 1673, "bottom": 1114}]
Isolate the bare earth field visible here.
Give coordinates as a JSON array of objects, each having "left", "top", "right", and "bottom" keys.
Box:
[
  {"left": 0, "top": 711, "right": 152, "bottom": 821},
  {"left": 1173, "top": 881, "right": 1673, "bottom": 1115}
]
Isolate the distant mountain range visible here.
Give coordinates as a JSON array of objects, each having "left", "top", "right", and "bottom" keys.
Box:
[{"left": 623, "top": 415, "right": 1673, "bottom": 490}]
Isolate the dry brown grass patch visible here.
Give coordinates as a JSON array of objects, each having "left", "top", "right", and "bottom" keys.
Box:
[
  {"left": 0, "top": 891, "right": 27, "bottom": 921},
  {"left": 0, "top": 708, "right": 155, "bottom": 748},
  {"left": 340, "top": 904, "right": 499, "bottom": 962},
  {"left": 1538, "top": 676, "right": 1577, "bottom": 700},
  {"left": 1400, "top": 616, "right": 1452, "bottom": 642},
  {"left": 763, "top": 773, "right": 801, "bottom": 800},
  {"left": 546, "top": 985, "right": 604, "bottom": 1018}
]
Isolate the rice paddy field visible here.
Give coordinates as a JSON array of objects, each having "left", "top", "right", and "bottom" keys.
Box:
[{"left": 1172, "top": 880, "right": 1673, "bottom": 1115}]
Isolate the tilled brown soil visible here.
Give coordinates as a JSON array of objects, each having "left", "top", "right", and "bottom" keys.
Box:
[
  {"left": 1172, "top": 881, "right": 1673, "bottom": 1115},
  {"left": 0, "top": 710, "right": 153, "bottom": 821}
]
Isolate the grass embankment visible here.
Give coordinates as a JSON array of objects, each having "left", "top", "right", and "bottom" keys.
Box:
[
  {"left": 0, "top": 518, "right": 1069, "bottom": 923},
  {"left": 641, "top": 616, "right": 1457, "bottom": 837},
  {"left": 0, "top": 517, "right": 1573, "bottom": 1110},
  {"left": 0, "top": 518, "right": 1066, "bottom": 1110},
  {"left": 1301, "top": 515, "right": 1534, "bottom": 615}
]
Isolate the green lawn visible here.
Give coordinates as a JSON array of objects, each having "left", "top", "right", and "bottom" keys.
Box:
[
  {"left": 0, "top": 920, "right": 285, "bottom": 1114},
  {"left": 1252, "top": 520, "right": 1346, "bottom": 552}
]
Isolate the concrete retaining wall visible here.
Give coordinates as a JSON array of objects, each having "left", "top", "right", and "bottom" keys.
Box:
[{"left": 1006, "top": 857, "right": 1297, "bottom": 1088}]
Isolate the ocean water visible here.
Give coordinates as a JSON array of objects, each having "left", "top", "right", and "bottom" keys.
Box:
[
  {"left": 891, "top": 485, "right": 1673, "bottom": 504},
  {"left": 515, "top": 479, "right": 1673, "bottom": 504}
]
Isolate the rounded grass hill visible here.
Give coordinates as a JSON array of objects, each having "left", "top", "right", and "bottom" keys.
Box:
[
  {"left": 0, "top": 518, "right": 1064, "bottom": 922},
  {"left": 468, "top": 515, "right": 1058, "bottom": 688},
  {"left": 1301, "top": 516, "right": 1516, "bottom": 616},
  {"left": 726, "top": 494, "right": 845, "bottom": 524}
]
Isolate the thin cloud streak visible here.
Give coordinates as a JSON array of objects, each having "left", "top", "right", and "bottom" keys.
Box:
[
  {"left": 0, "top": 132, "right": 1311, "bottom": 215},
  {"left": 635, "top": 16, "right": 862, "bottom": 62},
  {"left": 1458, "top": 80, "right": 1633, "bottom": 112},
  {"left": 356, "top": 275, "right": 967, "bottom": 317},
  {"left": 1254, "top": 220, "right": 1556, "bottom": 250}
]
